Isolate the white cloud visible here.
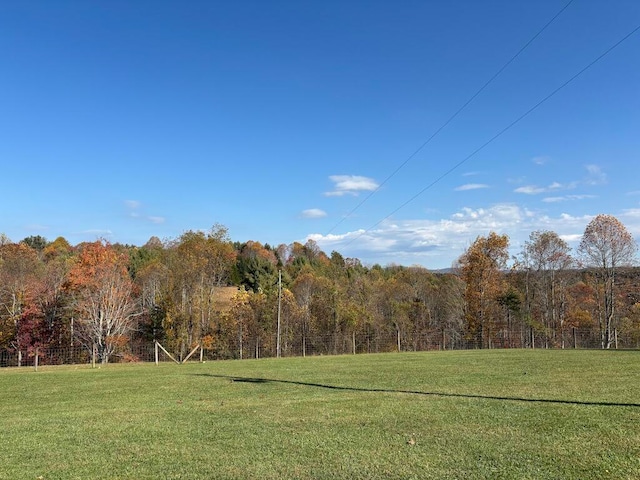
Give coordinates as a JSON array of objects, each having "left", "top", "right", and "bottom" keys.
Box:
[
  {"left": 25, "top": 224, "right": 49, "bottom": 231},
  {"left": 622, "top": 208, "right": 640, "bottom": 218},
  {"left": 124, "top": 200, "right": 164, "bottom": 224},
  {"left": 455, "top": 183, "right": 489, "bottom": 191},
  {"left": 308, "top": 203, "right": 532, "bottom": 268},
  {"left": 301, "top": 209, "right": 327, "bottom": 219},
  {"left": 324, "top": 175, "right": 379, "bottom": 197},
  {"left": 79, "top": 229, "right": 113, "bottom": 237},
  {"left": 515, "top": 181, "right": 572, "bottom": 195},
  {"left": 125, "top": 200, "right": 141, "bottom": 217},
  {"left": 560, "top": 233, "right": 583, "bottom": 243},
  {"left": 584, "top": 164, "right": 607, "bottom": 185},
  {"left": 514, "top": 165, "right": 606, "bottom": 198},
  {"left": 620, "top": 209, "right": 640, "bottom": 236},
  {"left": 532, "top": 155, "right": 550, "bottom": 165},
  {"left": 304, "top": 203, "right": 628, "bottom": 270},
  {"left": 542, "top": 194, "right": 596, "bottom": 203},
  {"left": 515, "top": 185, "right": 546, "bottom": 194}
]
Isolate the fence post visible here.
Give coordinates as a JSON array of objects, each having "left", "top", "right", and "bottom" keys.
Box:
[
  {"left": 92, "top": 344, "right": 96, "bottom": 368},
  {"left": 155, "top": 341, "right": 159, "bottom": 365},
  {"left": 35, "top": 348, "right": 39, "bottom": 372},
  {"left": 182, "top": 344, "right": 200, "bottom": 363},
  {"left": 156, "top": 342, "right": 180, "bottom": 364}
]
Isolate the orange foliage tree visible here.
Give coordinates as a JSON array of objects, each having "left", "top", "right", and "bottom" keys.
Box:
[{"left": 67, "top": 240, "right": 138, "bottom": 363}]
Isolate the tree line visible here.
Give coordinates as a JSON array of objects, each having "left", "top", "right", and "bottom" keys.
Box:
[{"left": 1, "top": 214, "right": 638, "bottom": 365}]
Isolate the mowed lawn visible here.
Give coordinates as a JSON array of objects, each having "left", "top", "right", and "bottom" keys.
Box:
[{"left": 1, "top": 350, "right": 639, "bottom": 479}]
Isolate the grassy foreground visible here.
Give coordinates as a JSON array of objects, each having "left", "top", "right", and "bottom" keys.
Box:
[{"left": 1, "top": 350, "right": 639, "bottom": 479}]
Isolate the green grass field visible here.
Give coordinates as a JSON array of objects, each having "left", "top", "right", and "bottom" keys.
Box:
[{"left": 1, "top": 350, "right": 639, "bottom": 479}]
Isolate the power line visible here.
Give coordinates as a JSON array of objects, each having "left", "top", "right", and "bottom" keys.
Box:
[
  {"left": 326, "top": 0, "right": 575, "bottom": 236},
  {"left": 344, "top": 22, "right": 640, "bottom": 247}
]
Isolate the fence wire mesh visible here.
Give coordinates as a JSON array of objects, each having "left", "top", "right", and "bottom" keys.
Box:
[{"left": 1, "top": 327, "right": 636, "bottom": 369}]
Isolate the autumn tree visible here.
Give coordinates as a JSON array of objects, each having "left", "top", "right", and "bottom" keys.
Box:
[
  {"left": 457, "top": 232, "right": 510, "bottom": 348},
  {"left": 0, "top": 243, "right": 42, "bottom": 351},
  {"left": 291, "top": 269, "right": 322, "bottom": 357},
  {"left": 277, "top": 287, "right": 300, "bottom": 356},
  {"left": 522, "top": 230, "right": 573, "bottom": 347},
  {"left": 432, "top": 273, "right": 465, "bottom": 349},
  {"left": 233, "top": 241, "right": 278, "bottom": 294},
  {"left": 227, "top": 287, "right": 253, "bottom": 359},
  {"left": 21, "top": 235, "right": 48, "bottom": 255},
  {"left": 372, "top": 272, "right": 413, "bottom": 352},
  {"left": 161, "top": 225, "right": 236, "bottom": 357},
  {"left": 67, "top": 240, "right": 138, "bottom": 363},
  {"left": 578, "top": 214, "right": 637, "bottom": 348}
]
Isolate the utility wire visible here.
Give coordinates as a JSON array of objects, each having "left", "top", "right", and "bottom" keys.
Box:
[
  {"left": 326, "top": 0, "right": 575, "bottom": 236},
  {"left": 345, "top": 22, "right": 640, "bottom": 247}
]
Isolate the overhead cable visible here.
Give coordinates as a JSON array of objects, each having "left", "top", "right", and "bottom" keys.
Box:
[
  {"left": 325, "top": 0, "right": 575, "bottom": 236},
  {"left": 345, "top": 22, "right": 640, "bottom": 247}
]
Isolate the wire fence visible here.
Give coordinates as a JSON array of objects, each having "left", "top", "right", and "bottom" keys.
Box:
[{"left": 1, "top": 327, "right": 637, "bottom": 369}]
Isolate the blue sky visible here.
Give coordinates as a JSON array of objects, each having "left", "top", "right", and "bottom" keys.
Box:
[{"left": 2, "top": 0, "right": 639, "bottom": 269}]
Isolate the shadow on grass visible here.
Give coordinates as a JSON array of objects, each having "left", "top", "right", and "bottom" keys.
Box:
[{"left": 193, "top": 374, "right": 640, "bottom": 408}]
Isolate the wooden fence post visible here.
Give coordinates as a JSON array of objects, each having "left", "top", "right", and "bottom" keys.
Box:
[
  {"left": 182, "top": 344, "right": 200, "bottom": 363},
  {"left": 156, "top": 342, "right": 180, "bottom": 364}
]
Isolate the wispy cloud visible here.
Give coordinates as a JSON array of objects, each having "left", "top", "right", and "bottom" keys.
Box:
[
  {"left": 125, "top": 200, "right": 165, "bottom": 224},
  {"left": 79, "top": 229, "right": 113, "bottom": 237},
  {"left": 301, "top": 208, "right": 327, "bottom": 219},
  {"left": 515, "top": 185, "right": 548, "bottom": 194},
  {"left": 532, "top": 155, "right": 550, "bottom": 165},
  {"left": 542, "top": 194, "right": 596, "bottom": 203},
  {"left": 25, "top": 224, "right": 49, "bottom": 231},
  {"left": 125, "top": 200, "right": 141, "bottom": 218},
  {"left": 584, "top": 164, "right": 607, "bottom": 185},
  {"left": 455, "top": 183, "right": 489, "bottom": 191},
  {"left": 324, "top": 175, "right": 379, "bottom": 197},
  {"left": 515, "top": 165, "right": 605, "bottom": 197}
]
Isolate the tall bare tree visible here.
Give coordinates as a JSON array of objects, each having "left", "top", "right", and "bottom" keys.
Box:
[{"left": 578, "top": 215, "right": 637, "bottom": 348}]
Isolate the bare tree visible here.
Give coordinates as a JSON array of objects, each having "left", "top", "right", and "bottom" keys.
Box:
[{"left": 578, "top": 215, "right": 637, "bottom": 348}]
